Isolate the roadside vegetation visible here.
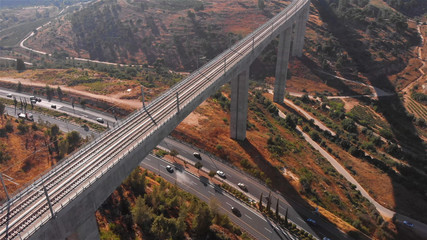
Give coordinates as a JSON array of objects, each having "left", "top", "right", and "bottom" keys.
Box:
[
  {"left": 0, "top": 104, "right": 86, "bottom": 201},
  {"left": 97, "top": 168, "right": 250, "bottom": 240}
]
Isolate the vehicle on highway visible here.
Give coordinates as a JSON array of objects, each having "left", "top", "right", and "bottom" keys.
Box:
[
  {"left": 18, "top": 113, "right": 33, "bottom": 121},
  {"left": 237, "top": 183, "right": 247, "bottom": 191},
  {"left": 166, "top": 165, "right": 174, "bottom": 173},
  {"left": 322, "top": 237, "right": 331, "bottom": 240},
  {"left": 231, "top": 207, "right": 241, "bottom": 217},
  {"left": 306, "top": 218, "right": 316, "bottom": 225},
  {"left": 7, "top": 93, "right": 12, "bottom": 98},
  {"left": 193, "top": 152, "right": 201, "bottom": 159},
  {"left": 51, "top": 104, "right": 56, "bottom": 109},
  {"left": 216, "top": 170, "right": 226, "bottom": 178},
  {"left": 96, "top": 117, "right": 104, "bottom": 123},
  {"left": 403, "top": 220, "right": 414, "bottom": 228},
  {"left": 30, "top": 99, "right": 37, "bottom": 104},
  {"left": 37, "top": 97, "right": 41, "bottom": 102}
]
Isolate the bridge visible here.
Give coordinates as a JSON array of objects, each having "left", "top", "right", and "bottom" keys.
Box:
[{"left": 0, "top": 0, "right": 310, "bottom": 239}]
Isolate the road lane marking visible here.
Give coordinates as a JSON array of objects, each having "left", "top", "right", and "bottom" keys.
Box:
[
  {"left": 264, "top": 227, "right": 272, "bottom": 233},
  {"left": 208, "top": 191, "right": 215, "bottom": 195},
  {"left": 245, "top": 214, "right": 252, "bottom": 220},
  {"left": 226, "top": 202, "right": 232, "bottom": 207}
]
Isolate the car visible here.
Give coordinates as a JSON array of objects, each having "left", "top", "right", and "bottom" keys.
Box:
[
  {"left": 403, "top": 220, "right": 414, "bottom": 228},
  {"left": 30, "top": 99, "right": 37, "bottom": 104},
  {"left": 322, "top": 237, "right": 331, "bottom": 240},
  {"left": 231, "top": 207, "right": 241, "bottom": 217},
  {"left": 166, "top": 165, "right": 174, "bottom": 173},
  {"left": 306, "top": 218, "right": 316, "bottom": 225},
  {"left": 216, "top": 170, "right": 226, "bottom": 178},
  {"left": 51, "top": 104, "right": 56, "bottom": 109},
  {"left": 36, "top": 97, "right": 41, "bottom": 102},
  {"left": 18, "top": 113, "right": 26, "bottom": 119},
  {"left": 96, "top": 117, "right": 104, "bottom": 123},
  {"left": 6, "top": 93, "right": 12, "bottom": 98},
  {"left": 193, "top": 152, "right": 201, "bottom": 159},
  {"left": 26, "top": 113, "right": 33, "bottom": 121},
  {"left": 237, "top": 183, "right": 247, "bottom": 191}
]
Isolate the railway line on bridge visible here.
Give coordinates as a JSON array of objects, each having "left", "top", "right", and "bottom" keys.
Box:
[{"left": 0, "top": 0, "right": 309, "bottom": 238}]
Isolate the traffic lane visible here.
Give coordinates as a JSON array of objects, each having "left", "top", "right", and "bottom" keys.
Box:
[
  {"left": 141, "top": 155, "right": 289, "bottom": 240},
  {"left": 160, "top": 138, "right": 312, "bottom": 231},
  {"left": 160, "top": 138, "right": 351, "bottom": 239},
  {"left": 159, "top": 139, "right": 308, "bottom": 224},
  {"left": 4, "top": 106, "right": 92, "bottom": 137},
  {"left": 0, "top": 87, "right": 116, "bottom": 123}
]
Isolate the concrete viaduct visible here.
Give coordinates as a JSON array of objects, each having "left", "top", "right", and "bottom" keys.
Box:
[{"left": 0, "top": 0, "right": 310, "bottom": 239}]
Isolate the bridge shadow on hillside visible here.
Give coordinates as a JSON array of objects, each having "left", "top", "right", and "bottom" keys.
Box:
[
  {"left": 237, "top": 139, "right": 357, "bottom": 239},
  {"left": 310, "top": 0, "right": 427, "bottom": 237}
]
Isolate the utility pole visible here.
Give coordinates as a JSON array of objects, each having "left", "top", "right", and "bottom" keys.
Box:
[
  {"left": 141, "top": 85, "right": 146, "bottom": 109},
  {"left": 43, "top": 185, "right": 55, "bottom": 219},
  {"left": 176, "top": 92, "right": 179, "bottom": 113}
]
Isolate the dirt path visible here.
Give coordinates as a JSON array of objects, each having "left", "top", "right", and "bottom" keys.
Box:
[
  {"left": 402, "top": 22, "right": 425, "bottom": 94},
  {"left": 0, "top": 77, "right": 142, "bottom": 109}
]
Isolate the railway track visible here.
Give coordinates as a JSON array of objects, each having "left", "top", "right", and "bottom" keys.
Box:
[{"left": 0, "top": 0, "right": 309, "bottom": 238}]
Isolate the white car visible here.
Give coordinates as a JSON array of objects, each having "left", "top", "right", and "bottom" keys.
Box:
[
  {"left": 96, "top": 117, "right": 104, "bottom": 123},
  {"left": 6, "top": 93, "right": 12, "bottom": 98},
  {"left": 237, "top": 183, "right": 247, "bottom": 191},
  {"left": 216, "top": 170, "right": 226, "bottom": 178}
]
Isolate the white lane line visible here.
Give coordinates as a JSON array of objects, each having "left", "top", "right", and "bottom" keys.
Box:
[
  {"left": 208, "top": 191, "right": 215, "bottom": 195},
  {"left": 191, "top": 181, "right": 197, "bottom": 185},
  {"left": 264, "top": 227, "right": 273, "bottom": 233},
  {"left": 245, "top": 214, "right": 252, "bottom": 220},
  {"left": 226, "top": 202, "right": 232, "bottom": 207}
]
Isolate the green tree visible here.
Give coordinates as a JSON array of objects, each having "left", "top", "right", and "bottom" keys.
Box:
[
  {"left": 150, "top": 214, "right": 170, "bottom": 239},
  {"left": 194, "top": 162, "right": 203, "bottom": 173},
  {"left": 17, "top": 82, "right": 22, "bottom": 92},
  {"left": 132, "top": 196, "right": 153, "bottom": 232},
  {"left": 170, "top": 149, "right": 178, "bottom": 162},
  {"left": 45, "top": 85, "right": 54, "bottom": 101},
  {"left": 57, "top": 87, "right": 64, "bottom": 101},
  {"left": 17, "top": 122, "right": 29, "bottom": 134},
  {"left": 66, "top": 131, "right": 81, "bottom": 153},
  {"left": 275, "top": 198, "right": 279, "bottom": 219},
  {"left": 58, "top": 139, "right": 69, "bottom": 158},
  {"left": 16, "top": 58, "right": 26, "bottom": 72},
  {"left": 342, "top": 118, "right": 357, "bottom": 133},
  {"left": 259, "top": 192, "right": 263, "bottom": 211},
  {"left": 193, "top": 204, "right": 212, "bottom": 237}
]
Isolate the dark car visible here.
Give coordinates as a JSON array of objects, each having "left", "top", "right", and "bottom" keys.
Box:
[
  {"left": 403, "top": 220, "right": 414, "bottom": 228},
  {"left": 231, "top": 207, "right": 241, "bottom": 217},
  {"left": 193, "top": 152, "right": 201, "bottom": 159},
  {"left": 306, "top": 218, "right": 316, "bottom": 225},
  {"left": 166, "top": 165, "right": 174, "bottom": 173}
]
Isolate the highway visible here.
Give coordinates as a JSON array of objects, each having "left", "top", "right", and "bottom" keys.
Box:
[
  {"left": 0, "top": 0, "right": 312, "bottom": 238},
  {"left": 141, "top": 155, "right": 297, "bottom": 240}
]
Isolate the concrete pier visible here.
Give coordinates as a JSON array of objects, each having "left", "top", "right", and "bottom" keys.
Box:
[
  {"left": 274, "top": 27, "right": 293, "bottom": 103},
  {"left": 230, "top": 69, "right": 250, "bottom": 140}
]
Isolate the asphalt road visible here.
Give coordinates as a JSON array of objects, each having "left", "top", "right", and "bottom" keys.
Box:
[
  {"left": 158, "top": 138, "right": 356, "bottom": 240},
  {"left": 141, "top": 154, "right": 298, "bottom": 240}
]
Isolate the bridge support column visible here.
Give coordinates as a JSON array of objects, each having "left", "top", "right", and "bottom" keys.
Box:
[
  {"left": 230, "top": 69, "right": 249, "bottom": 140},
  {"left": 273, "top": 27, "right": 292, "bottom": 103},
  {"left": 292, "top": 6, "right": 310, "bottom": 57},
  {"left": 296, "top": 6, "right": 310, "bottom": 57},
  {"left": 64, "top": 214, "right": 100, "bottom": 240}
]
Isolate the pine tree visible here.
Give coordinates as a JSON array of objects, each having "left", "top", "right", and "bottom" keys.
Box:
[
  {"left": 275, "top": 198, "right": 279, "bottom": 219},
  {"left": 259, "top": 192, "right": 263, "bottom": 211}
]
